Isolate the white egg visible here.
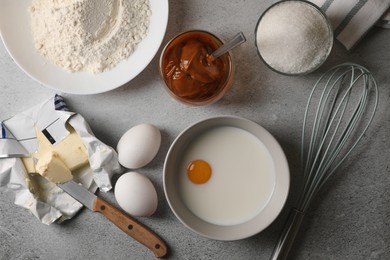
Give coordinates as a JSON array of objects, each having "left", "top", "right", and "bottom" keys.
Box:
[
  {"left": 114, "top": 172, "right": 158, "bottom": 217},
  {"left": 117, "top": 124, "right": 161, "bottom": 169}
]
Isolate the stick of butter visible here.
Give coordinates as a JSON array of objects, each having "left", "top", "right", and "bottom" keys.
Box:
[
  {"left": 21, "top": 157, "right": 36, "bottom": 173},
  {"left": 34, "top": 127, "right": 89, "bottom": 171},
  {"left": 35, "top": 151, "right": 73, "bottom": 183}
]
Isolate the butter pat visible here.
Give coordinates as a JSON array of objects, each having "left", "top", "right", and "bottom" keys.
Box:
[
  {"left": 35, "top": 127, "right": 89, "bottom": 171},
  {"left": 21, "top": 157, "right": 36, "bottom": 173},
  {"left": 35, "top": 151, "right": 73, "bottom": 183}
]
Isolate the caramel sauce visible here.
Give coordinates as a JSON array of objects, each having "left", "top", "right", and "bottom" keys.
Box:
[{"left": 162, "top": 31, "right": 231, "bottom": 103}]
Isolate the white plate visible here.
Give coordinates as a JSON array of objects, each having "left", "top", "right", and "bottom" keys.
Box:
[{"left": 0, "top": 0, "right": 169, "bottom": 95}]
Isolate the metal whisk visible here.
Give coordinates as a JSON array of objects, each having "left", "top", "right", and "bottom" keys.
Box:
[{"left": 270, "top": 63, "right": 379, "bottom": 260}]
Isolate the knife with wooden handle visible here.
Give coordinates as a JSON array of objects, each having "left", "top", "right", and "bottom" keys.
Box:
[{"left": 58, "top": 180, "right": 168, "bottom": 258}]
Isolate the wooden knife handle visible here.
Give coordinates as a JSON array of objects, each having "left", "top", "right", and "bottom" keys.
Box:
[{"left": 93, "top": 197, "right": 168, "bottom": 258}]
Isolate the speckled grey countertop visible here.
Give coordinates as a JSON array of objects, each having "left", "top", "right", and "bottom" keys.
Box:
[{"left": 1, "top": 1, "right": 389, "bottom": 260}]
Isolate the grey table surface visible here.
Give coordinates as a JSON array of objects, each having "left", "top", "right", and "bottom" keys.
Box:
[{"left": 1, "top": 1, "right": 389, "bottom": 260}]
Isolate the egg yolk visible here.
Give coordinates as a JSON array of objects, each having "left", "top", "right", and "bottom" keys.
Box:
[{"left": 187, "top": 159, "right": 212, "bottom": 184}]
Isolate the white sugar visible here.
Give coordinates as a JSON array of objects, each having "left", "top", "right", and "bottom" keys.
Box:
[{"left": 256, "top": 1, "right": 332, "bottom": 74}]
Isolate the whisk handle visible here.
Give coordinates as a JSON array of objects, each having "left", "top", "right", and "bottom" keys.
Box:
[{"left": 270, "top": 208, "right": 305, "bottom": 260}]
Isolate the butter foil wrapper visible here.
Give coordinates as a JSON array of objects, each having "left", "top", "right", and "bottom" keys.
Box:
[{"left": 0, "top": 95, "right": 121, "bottom": 225}]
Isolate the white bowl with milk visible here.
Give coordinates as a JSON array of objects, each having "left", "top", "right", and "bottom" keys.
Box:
[{"left": 163, "top": 116, "right": 290, "bottom": 240}]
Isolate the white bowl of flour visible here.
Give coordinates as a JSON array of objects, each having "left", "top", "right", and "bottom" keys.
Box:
[
  {"left": 0, "top": 0, "right": 169, "bottom": 94},
  {"left": 255, "top": 0, "right": 333, "bottom": 75}
]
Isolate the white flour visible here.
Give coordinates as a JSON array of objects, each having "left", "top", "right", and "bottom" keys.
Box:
[
  {"left": 256, "top": 1, "right": 332, "bottom": 74},
  {"left": 30, "top": 0, "right": 151, "bottom": 73}
]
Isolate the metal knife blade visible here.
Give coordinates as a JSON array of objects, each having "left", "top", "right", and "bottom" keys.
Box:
[
  {"left": 58, "top": 180, "right": 168, "bottom": 258},
  {"left": 58, "top": 180, "right": 95, "bottom": 210}
]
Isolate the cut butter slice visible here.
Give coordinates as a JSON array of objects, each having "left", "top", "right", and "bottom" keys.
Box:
[
  {"left": 35, "top": 151, "right": 73, "bottom": 183},
  {"left": 21, "top": 157, "right": 36, "bottom": 173},
  {"left": 35, "top": 127, "right": 89, "bottom": 171}
]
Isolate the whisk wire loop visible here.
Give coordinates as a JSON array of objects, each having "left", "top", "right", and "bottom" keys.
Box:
[
  {"left": 308, "top": 70, "right": 376, "bottom": 205},
  {"left": 301, "top": 68, "right": 350, "bottom": 178},
  {"left": 271, "top": 63, "right": 378, "bottom": 260},
  {"left": 300, "top": 64, "right": 378, "bottom": 211},
  {"left": 300, "top": 67, "right": 352, "bottom": 209}
]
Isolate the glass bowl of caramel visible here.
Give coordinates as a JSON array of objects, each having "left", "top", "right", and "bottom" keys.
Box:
[{"left": 159, "top": 30, "right": 235, "bottom": 106}]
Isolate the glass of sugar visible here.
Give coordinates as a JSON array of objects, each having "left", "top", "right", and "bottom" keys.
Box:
[{"left": 255, "top": 0, "right": 333, "bottom": 75}]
